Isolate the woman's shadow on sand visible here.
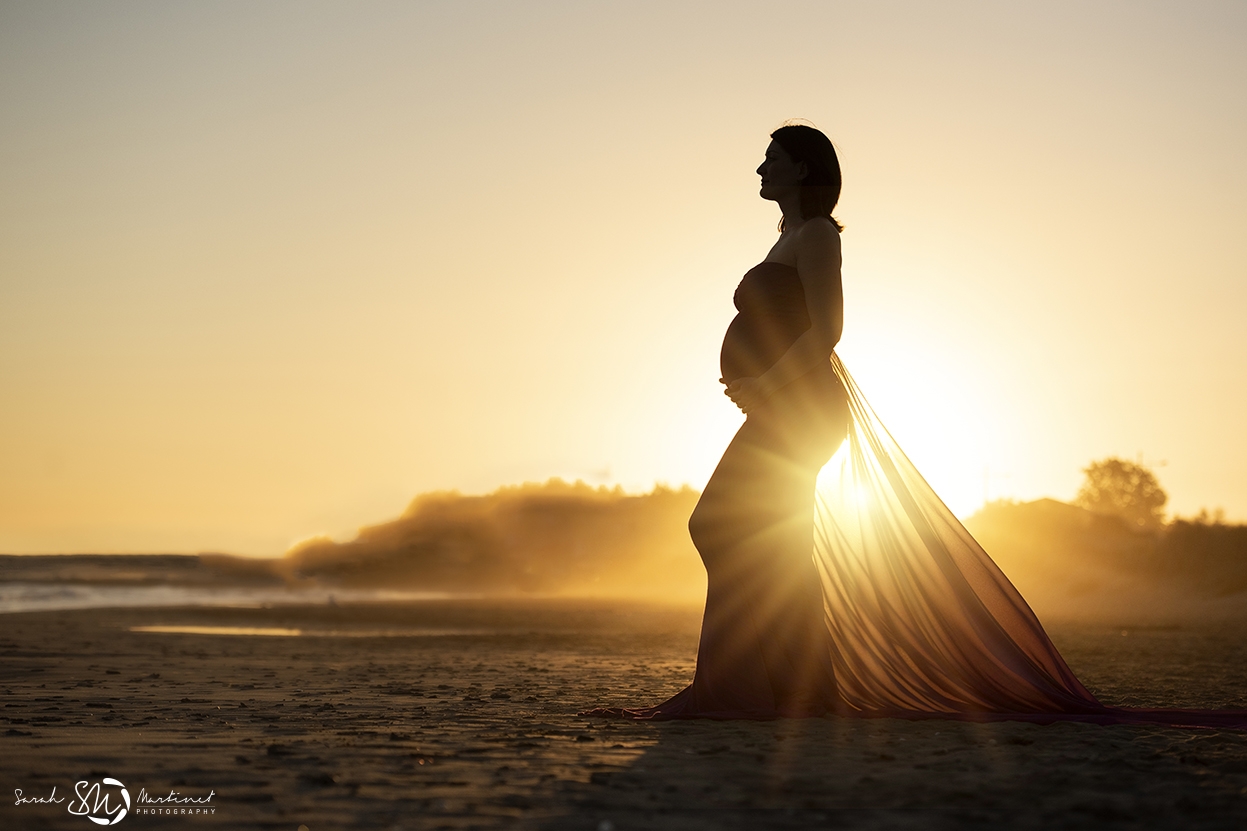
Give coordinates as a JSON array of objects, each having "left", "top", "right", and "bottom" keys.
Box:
[
  {"left": 532, "top": 715, "right": 1058, "bottom": 831},
  {"left": 527, "top": 710, "right": 1244, "bottom": 831}
]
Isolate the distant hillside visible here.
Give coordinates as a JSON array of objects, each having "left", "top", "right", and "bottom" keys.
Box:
[
  {"left": 274, "top": 487, "right": 1247, "bottom": 618},
  {"left": 280, "top": 480, "right": 706, "bottom": 601},
  {"left": 966, "top": 499, "right": 1247, "bottom": 622}
]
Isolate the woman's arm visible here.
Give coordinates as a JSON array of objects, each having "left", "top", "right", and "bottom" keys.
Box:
[{"left": 725, "top": 219, "right": 842, "bottom": 413}]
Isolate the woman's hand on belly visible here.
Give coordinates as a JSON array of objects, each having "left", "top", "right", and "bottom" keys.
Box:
[{"left": 723, "top": 376, "right": 772, "bottom": 414}]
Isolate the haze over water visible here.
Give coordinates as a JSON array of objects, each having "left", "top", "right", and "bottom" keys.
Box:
[{"left": 2, "top": 1, "right": 1245, "bottom": 555}]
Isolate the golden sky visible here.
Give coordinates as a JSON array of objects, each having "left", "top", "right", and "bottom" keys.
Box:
[{"left": 2, "top": 1, "right": 1245, "bottom": 555}]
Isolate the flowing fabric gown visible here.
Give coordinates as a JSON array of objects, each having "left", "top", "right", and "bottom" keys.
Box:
[{"left": 586, "top": 261, "right": 1247, "bottom": 729}]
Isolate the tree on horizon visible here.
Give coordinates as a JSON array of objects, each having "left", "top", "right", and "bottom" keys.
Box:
[{"left": 1074, "top": 457, "right": 1168, "bottom": 529}]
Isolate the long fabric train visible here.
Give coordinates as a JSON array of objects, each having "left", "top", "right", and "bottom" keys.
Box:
[{"left": 817, "top": 354, "right": 1245, "bottom": 727}]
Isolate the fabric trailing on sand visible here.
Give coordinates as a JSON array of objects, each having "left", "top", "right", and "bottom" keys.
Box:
[
  {"left": 814, "top": 355, "right": 1100, "bottom": 717},
  {"left": 587, "top": 355, "right": 1247, "bottom": 729}
]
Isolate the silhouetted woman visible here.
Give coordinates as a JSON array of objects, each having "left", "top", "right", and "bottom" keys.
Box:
[
  {"left": 596, "top": 124, "right": 851, "bottom": 718},
  {"left": 588, "top": 124, "right": 1247, "bottom": 728}
]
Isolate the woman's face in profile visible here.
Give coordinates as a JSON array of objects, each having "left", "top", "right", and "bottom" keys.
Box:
[{"left": 757, "top": 140, "right": 805, "bottom": 201}]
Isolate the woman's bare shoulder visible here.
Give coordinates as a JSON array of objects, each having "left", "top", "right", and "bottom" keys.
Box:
[
  {"left": 796, "top": 216, "right": 840, "bottom": 243},
  {"left": 795, "top": 217, "right": 841, "bottom": 260}
]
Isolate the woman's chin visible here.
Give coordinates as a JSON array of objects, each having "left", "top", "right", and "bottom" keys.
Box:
[{"left": 759, "top": 183, "right": 796, "bottom": 202}]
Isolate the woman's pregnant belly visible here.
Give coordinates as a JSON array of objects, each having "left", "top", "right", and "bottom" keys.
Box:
[{"left": 719, "top": 312, "right": 810, "bottom": 383}]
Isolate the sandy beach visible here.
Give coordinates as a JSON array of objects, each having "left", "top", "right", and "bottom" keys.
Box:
[{"left": 3, "top": 598, "right": 1247, "bottom": 830}]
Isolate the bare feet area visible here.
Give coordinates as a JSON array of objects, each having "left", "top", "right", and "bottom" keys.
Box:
[{"left": 4, "top": 599, "right": 1247, "bottom": 830}]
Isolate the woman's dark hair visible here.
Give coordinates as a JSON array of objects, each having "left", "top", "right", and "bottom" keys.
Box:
[{"left": 770, "top": 124, "right": 843, "bottom": 233}]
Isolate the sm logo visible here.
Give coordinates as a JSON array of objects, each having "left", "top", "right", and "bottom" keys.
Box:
[{"left": 68, "top": 777, "right": 130, "bottom": 825}]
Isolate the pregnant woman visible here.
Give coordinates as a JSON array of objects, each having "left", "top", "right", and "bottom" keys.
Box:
[
  {"left": 589, "top": 123, "right": 1245, "bottom": 728},
  {"left": 648, "top": 124, "right": 851, "bottom": 717}
]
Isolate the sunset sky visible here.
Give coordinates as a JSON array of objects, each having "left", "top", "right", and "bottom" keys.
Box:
[{"left": 2, "top": 0, "right": 1245, "bottom": 555}]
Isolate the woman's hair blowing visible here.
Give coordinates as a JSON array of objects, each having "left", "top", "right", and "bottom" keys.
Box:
[{"left": 770, "top": 124, "right": 843, "bottom": 233}]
